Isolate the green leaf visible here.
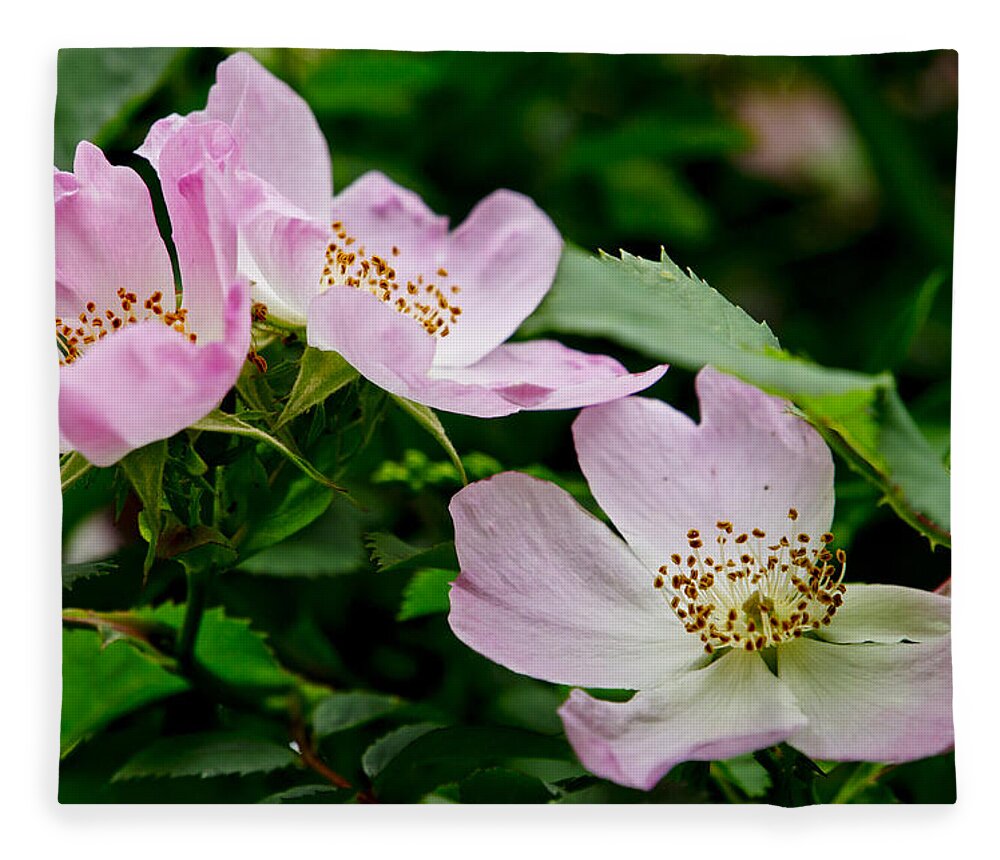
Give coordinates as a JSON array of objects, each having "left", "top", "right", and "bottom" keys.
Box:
[
  {"left": 523, "top": 247, "right": 950, "bottom": 545},
  {"left": 522, "top": 245, "right": 779, "bottom": 367},
  {"left": 372, "top": 726, "right": 574, "bottom": 803},
  {"left": 119, "top": 440, "right": 168, "bottom": 575},
  {"left": 60, "top": 452, "right": 93, "bottom": 493},
  {"left": 278, "top": 347, "right": 359, "bottom": 427},
  {"left": 361, "top": 723, "right": 442, "bottom": 780},
  {"left": 312, "top": 691, "right": 400, "bottom": 738},
  {"left": 712, "top": 754, "right": 772, "bottom": 800},
  {"left": 389, "top": 395, "right": 467, "bottom": 484},
  {"left": 260, "top": 784, "right": 351, "bottom": 804},
  {"left": 112, "top": 732, "right": 297, "bottom": 781},
  {"left": 365, "top": 532, "right": 458, "bottom": 573},
  {"left": 865, "top": 269, "right": 947, "bottom": 372},
  {"left": 61, "top": 628, "right": 188, "bottom": 757},
  {"left": 397, "top": 568, "right": 458, "bottom": 621},
  {"left": 55, "top": 48, "right": 184, "bottom": 169},
  {"left": 459, "top": 767, "right": 555, "bottom": 804},
  {"left": 187, "top": 607, "right": 296, "bottom": 693},
  {"left": 237, "top": 471, "right": 335, "bottom": 561},
  {"left": 238, "top": 494, "right": 369, "bottom": 577},
  {"left": 139, "top": 603, "right": 297, "bottom": 695},
  {"left": 192, "top": 409, "right": 341, "bottom": 490},
  {"left": 62, "top": 560, "right": 117, "bottom": 592}
]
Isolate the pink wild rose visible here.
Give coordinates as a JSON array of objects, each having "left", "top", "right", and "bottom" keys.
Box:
[
  {"left": 447, "top": 367, "right": 953, "bottom": 790},
  {"left": 137, "top": 52, "right": 666, "bottom": 417},
  {"left": 56, "top": 128, "right": 251, "bottom": 467}
]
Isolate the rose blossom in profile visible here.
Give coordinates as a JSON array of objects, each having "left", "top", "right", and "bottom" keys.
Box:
[
  {"left": 447, "top": 367, "right": 952, "bottom": 790},
  {"left": 56, "top": 127, "right": 250, "bottom": 467},
  {"left": 138, "top": 52, "right": 666, "bottom": 417}
]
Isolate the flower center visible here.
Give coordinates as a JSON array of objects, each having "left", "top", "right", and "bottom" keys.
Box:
[
  {"left": 319, "top": 221, "right": 462, "bottom": 339},
  {"left": 56, "top": 288, "right": 196, "bottom": 366},
  {"left": 653, "top": 508, "right": 847, "bottom": 655}
]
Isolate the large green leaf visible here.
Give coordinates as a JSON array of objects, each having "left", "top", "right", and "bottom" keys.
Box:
[
  {"left": 238, "top": 494, "right": 369, "bottom": 577},
  {"left": 55, "top": 48, "right": 184, "bottom": 169},
  {"left": 236, "top": 471, "right": 336, "bottom": 561},
  {"left": 361, "top": 723, "right": 442, "bottom": 780},
  {"left": 522, "top": 247, "right": 950, "bottom": 545},
  {"left": 61, "top": 628, "right": 188, "bottom": 757},
  {"left": 112, "top": 732, "right": 297, "bottom": 781},
  {"left": 312, "top": 691, "right": 400, "bottom": 738},
  {"left": 277, "top": 347, "right": 359, "bottom": 427},
  {"left": 184, "top": 607, "right": 297, "bottom": 694},
  {"left": 372, "top": 726, "right": 574, "bottom": 803},
  {"left": 459, "top": 767, "right": 555, "bottom": 804}
]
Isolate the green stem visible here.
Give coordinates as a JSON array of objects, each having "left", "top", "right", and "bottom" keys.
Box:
[{"left": 177, "top": 569, "right": 212, "bottom": 668}]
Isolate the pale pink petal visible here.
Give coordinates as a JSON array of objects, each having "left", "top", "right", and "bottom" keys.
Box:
[
  {"left": 821, "top": 584, "right": 950, "bottom": 644},
  {"left": 154, "top": 120, "right": 242, "bottom": 343},
  {"left": 135, "top": 112, "right": 187, "bottom": 173},
  {"left": 559, "top": 649, "right": 808, "bottom": 790},
  {"left": 330, "top": 174, "right": 562, "bottom": 369},
  {"left": 306, "top": 282, "right": 458, "bottom": 403},
  {"left": 59, "top": 281, "right": 249, "bottom": 467},
  {"left": 429, "top": 190, "right": 563, "bottom": 368},
  {"left": 307, "top": 287, "right": 521, "bottom": 418},
  {"left": 234, "top": 172, "right": 329, "bottom": 324},
  {"left": 778, "top": 637, "right": 953, "bottom": 763},
  {"left": 200, "top": 52, "right": 331, "bottom": 223},
  {"left": 448, "top": 472, "right": 703, "bottom": 690},
  {"left": 55, "top": 142, "right": 175, "bottom": 320},
  {"left": 330, "top": 170, "right": 449, "bottom": 281},
  {"left": 573, "top": 366, "right": 834, "bottom": 571},
  {"left": 429, "top": 340, "right": 667, "bottom": 410}
]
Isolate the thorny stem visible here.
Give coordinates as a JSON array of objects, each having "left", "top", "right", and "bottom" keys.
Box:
[{"left": 289, "top": 710, "right": 355, "bottom": 792}]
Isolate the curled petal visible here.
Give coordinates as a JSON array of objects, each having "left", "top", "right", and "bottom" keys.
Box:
[
  {"left": 559, "top": 650, "right": 807, "bottom": 790},
  {"left": 140, "top": 52, "right": 332, "bottom": 223},
  {"left": 429, "top": 340, "right": 668, "bottom": 412},
  {"left": 55, "top": 142, "right": 175, "bottom": 320},
  {"left": 448, "top": 472, "right": 702, "bottom": 689},
  {"left": 154, "top": 120, "right": 242, "bottom": 343},
  {"left": 573, "top": 366, "right": 834, "bottom": 571},
  {"left": 778, "top": 637, "right": 954, "bottom": 763}
]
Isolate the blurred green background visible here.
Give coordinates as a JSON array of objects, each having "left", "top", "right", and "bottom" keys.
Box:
[{"left": 58, "top": 48, "right": 955, "bottom": 803}]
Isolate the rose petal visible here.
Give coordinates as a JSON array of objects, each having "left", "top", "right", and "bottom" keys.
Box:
[
  {"left": 559, "top": 649, "right": 808, "bottom": 790},
  {"left": 778, "top": 636, "right": 954, "bottom": 763},
  {"left": 154, "top": 120, "right": 242, "bottom": 343},
  {"left": 820, "top": 584, "right": 950, "bottom": 644},
  {"left": 234, "top": 172, "right": 330, "bottom": 324},
  {"left": 573, "top": 366, "right": 834, "bottom": 571},
  {"left": 448, "top": 472, "right": 703, "bottom": 689},
  {"left": 306, "top": 286, "right": 521, "bottom": 418},
  {"left": 59, "top": 280, "right": 249, "bottom": 467},
  {"left": 200, "top": 51, "right": 331, "bottom": 223},
  {"left": 429, "top": 190, "right": 562, "bottom": 368},
  {"left": 429, "top": 340, "right": 667, "bottom": 410},
  {"left": 55, "top": 142, "right": 175, "bottom": 320}
]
